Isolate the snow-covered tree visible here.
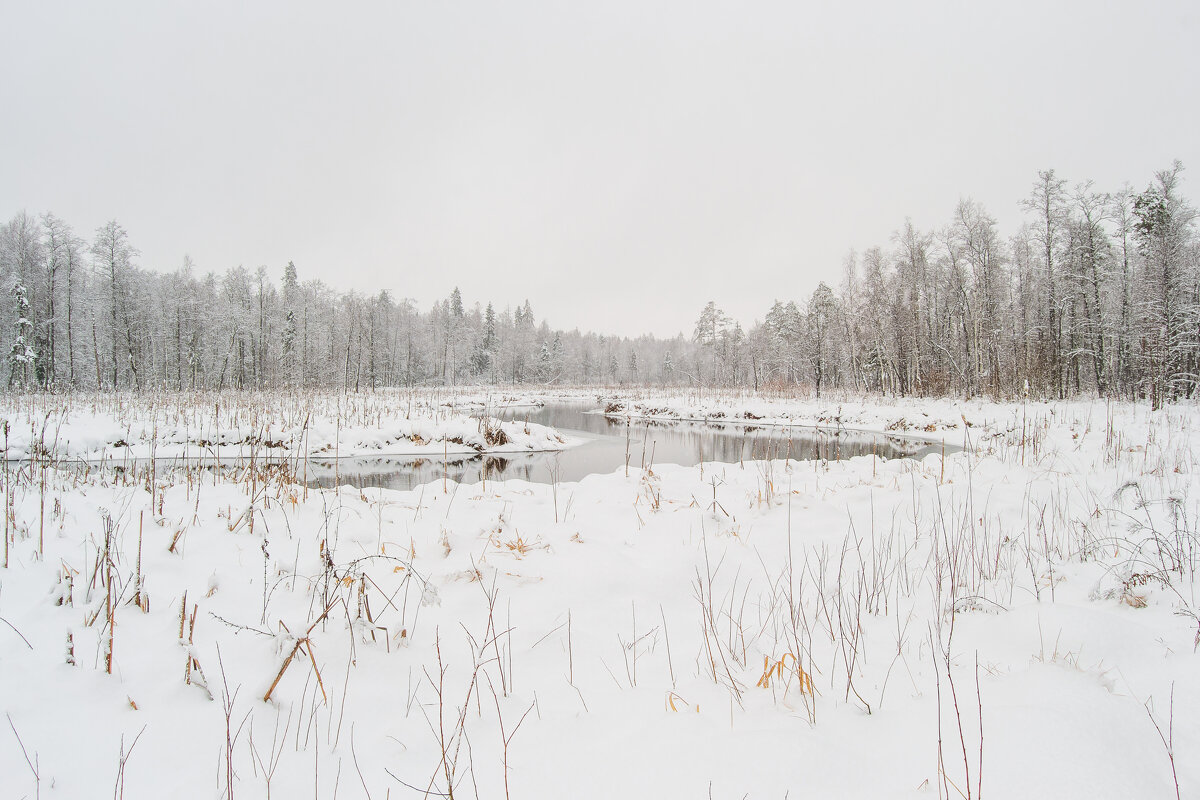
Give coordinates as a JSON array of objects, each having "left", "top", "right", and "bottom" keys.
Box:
[{"left": 7, "top": 282, "right": 36, "bottom": 389}]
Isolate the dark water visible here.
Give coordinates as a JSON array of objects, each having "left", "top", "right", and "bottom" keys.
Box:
[{"left": 306, "top": 401, "right": 945, "bottom": 491}]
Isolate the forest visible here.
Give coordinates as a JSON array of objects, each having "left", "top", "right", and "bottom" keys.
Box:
[{"left": 2, "top": 164, "right": 1196, "bottom": 402}]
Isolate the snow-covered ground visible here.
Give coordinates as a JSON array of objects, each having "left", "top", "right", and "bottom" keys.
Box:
[
  {"left": 1, "top": 390, "right": 1197, "bottom": 798},
  {"left": 0, "top": 390, "right": 574, "bottom": 462},
  {"left": 594, "top": 387, "right": 1112, "bottom": 444}
]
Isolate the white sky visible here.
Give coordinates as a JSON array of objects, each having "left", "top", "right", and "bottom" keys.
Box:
[{"left": 2, "top": 1, "right": 1197, "bottom": 338}]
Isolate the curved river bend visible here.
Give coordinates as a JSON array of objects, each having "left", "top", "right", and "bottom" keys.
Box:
[{"left": 306, "top": 401, "right": 946, "bottom": 491}]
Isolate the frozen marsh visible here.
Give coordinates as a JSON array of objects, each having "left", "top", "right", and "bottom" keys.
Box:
[{"left": 0, "top": 389, "right": 1196, "bottom": 798}]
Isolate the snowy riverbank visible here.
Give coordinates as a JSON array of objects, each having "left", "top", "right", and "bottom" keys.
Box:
[
  {"left": 596, "top": 388, "right": 1170, "bottom": 446},
  {"left": 0, "top": 389, "right": 576, "bottom": 462}
]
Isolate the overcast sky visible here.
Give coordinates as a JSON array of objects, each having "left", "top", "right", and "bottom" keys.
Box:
[{"left": 2, "top": 1, "right": 1197, "bottom": 338}]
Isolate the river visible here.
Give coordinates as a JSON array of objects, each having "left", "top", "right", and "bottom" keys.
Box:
[{"left": 305, "top": 400, "right": 944, "bottom": 490}]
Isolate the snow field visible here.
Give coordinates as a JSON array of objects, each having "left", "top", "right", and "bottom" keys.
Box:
[{"left": 0, "top": 395, "right": 1197, "bottom": 798}]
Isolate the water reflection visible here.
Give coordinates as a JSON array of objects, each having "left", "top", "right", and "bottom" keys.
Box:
[{"left": 307, "top": 401, "right": 946, "bottom": 491}]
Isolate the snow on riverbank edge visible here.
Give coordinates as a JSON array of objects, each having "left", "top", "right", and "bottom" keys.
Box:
[
  {"left": 0, "top": 391, "right": 578, "bottom": 462},
  {"left": 593, "top": 389, "right": 1174, "bottom": 447}
]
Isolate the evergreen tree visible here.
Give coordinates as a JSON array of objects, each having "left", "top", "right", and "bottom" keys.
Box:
[
  {"left": 7, "top": 282, "right": 36, "bottom": 389},
  {"left": 281, "top": 261, "right": 299, "bottom": 384}
]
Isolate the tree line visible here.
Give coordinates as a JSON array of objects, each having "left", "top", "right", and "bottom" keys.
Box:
[
  {"left": 1, "top": 163, "right": 1196, "bottom": 401},
  {"left": 715, "top": 163, "right": 1198, "bottom": 404},
  {"left": 0, "top": 216, "right": 683, "bottom": 392}
]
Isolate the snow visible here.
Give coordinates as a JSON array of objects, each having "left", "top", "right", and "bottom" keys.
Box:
[
  {"left": 594, "top": 388, "right": 1103, "bottom": 444},
  {"left": 0, "top": 391, "right": 1197, "bottom": 798},
  {"left": 0, "top": 390, "right": 578, "bottom": 462}
]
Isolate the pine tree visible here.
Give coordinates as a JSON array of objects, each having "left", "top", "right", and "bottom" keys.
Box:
[
  {"left": 470, "top": 302, "right": 497, "bottom": 379},
  {"left": 693, "top": 301, "right": 728, "bottom": 383},
  {"left": 1134, "top": 162, "right": 1198, "bottom": 403},
  {"left": 538, "top": 341, "right": 552, "bottom": 382},
  {"left": 281, "top": 261, "right": 299, "bottom": 385},
  {"left": 8, "top": 282, "right": 36, "bottom": 389}
]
